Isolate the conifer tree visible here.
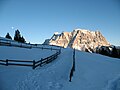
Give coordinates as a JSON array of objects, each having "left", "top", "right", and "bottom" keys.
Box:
[
  {"left": 112, "top": 46, "right": 118, "bottom": 58},
  {"left": 20, "top": 36, "right": 26, "bottom": 43},
  {"left": 14, "top": 29, "right": 21, "bottom": 42},
  {"left": 14, "top": 29, "right": 26, "bottom": 43},
  {"left": 5, "top": 33, "right": 12, "bottom": 39},
  {"left": 99, "top": 47, "right": 108, "bottom": 56}
]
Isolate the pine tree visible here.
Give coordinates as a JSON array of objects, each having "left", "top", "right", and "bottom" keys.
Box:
[
  {"left": 112, "top": 46, "right": 118, "bottom": 58},
  {"left": 5, "top": 33, "right": 12, "bottom": 39},
  {"left": 118, "top": 49, "right": 120, "bottom": 58},
  {"left": 14, "top": 30, "right": 21, "bottom": 42},
  {"left": 14, "top": 29, "right": 26, "bottom": 43},
  {"left": 20, "top": 36, "right": 26, "bottom": 43},
  {"left": 99, "top": 47, "right": 108, "bottom": 56}
]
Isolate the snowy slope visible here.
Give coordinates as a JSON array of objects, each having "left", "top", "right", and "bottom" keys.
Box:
[
  {"left": 63, "top": 50, "right": 120, "bottom": 90},
  {"left": 0, "top": 47, "right": 73, "bottom": 90},
  {"left": 0, "top": 46, "right": 120, "bottom": 90}
]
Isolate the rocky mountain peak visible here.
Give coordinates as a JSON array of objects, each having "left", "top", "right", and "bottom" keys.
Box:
[{"left": 44, "top": 29, "right": 110, "bottom": 52}]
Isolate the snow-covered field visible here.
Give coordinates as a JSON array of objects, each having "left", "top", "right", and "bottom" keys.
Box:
[
  {"left": 0, "top": 46, "right": 56, "bottom": 61},
  {"left": 0, "top": 45, "right": 120, "bottom": 90}
]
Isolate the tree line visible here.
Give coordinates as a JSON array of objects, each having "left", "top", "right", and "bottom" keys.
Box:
[
  {"left": 96, "top": 46, "right": 120, "bottom": 59},
  {"left": 5, "top": 29, "right": 26, "bottom": 43}
]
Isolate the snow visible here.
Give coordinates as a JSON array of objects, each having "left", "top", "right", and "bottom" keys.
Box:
[
  {"left": 54, "top": 32, "right": 60, "bottom": 35},
  {"left": 74, "top": 28, "right": 94, "bottom": 34},
  {"left": 91, "top": 31, "right": 96, "bottom": 36},
  {"left": 64, "top": 50, "right": 120, "bottom": 90},
  {"left": 0, "top": 47, "right": 72, "bottom": 90},
  {"left": 0, "top": 44, "right": 120, "bottom": 90},
  {"left": 105, "top": 74, "right": 120, "bottom": 90},
  {"left": 74, "top": 28, "right": 88, "bottom": 34},
  {"left": 0, "top": 46, "right": 56, "bottom": 61}
]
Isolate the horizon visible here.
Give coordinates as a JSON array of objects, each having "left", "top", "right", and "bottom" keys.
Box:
[{"left": 0, "top": 0, "right": 120, "bottom": 45}]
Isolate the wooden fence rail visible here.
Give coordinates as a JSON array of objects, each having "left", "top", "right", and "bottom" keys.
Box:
[
  {"left": 0, "top": 38, "right": 62, "bottom": 50},
  {"left": 0, "top": 49, "right": 61, "bottom": 69},
  {"left": 0, "top": 39, "right": 61, "bottom": 51},
  {"left": 0, "top": 41, "right": 32, "bottom": 49}
]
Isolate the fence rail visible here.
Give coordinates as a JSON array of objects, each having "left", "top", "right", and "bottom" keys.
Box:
[
  {"left": 0, "top": 38, "right": 62, "bottom": 50},
  {"left": 0, "top": 49, "right": 61, "bottom": 69}
]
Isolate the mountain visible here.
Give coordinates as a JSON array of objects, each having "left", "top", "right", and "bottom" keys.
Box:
[{"left": 44, "top": 29, "right": 110, "bottom": 52}]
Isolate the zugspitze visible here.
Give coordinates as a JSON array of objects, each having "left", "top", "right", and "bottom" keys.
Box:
[{"left": 44, "top": 29, "right": 110, "bottom": 52}]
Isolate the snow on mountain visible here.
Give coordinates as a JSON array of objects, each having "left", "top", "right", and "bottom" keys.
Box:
[
  {"left": 43, "top": 28, "right": 110, "bottom": 52},
  {"left": 0, "top": 45, "right": 120, "bottom": 90}
]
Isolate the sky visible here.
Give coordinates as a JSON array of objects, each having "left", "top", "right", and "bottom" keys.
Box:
[{"left": 0, "top": 0, "right": 120, "bottom": 45}]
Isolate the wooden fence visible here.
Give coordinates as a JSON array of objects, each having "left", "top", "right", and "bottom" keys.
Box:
[
  {"left": 0, "top": 38, "right": 61, "bottom": 51},
  {"left": 0, "top": 49, "right": 61, "bottom": 69},
  {"left": 0, "top": 39, "right": 32, "bottom": 49}
]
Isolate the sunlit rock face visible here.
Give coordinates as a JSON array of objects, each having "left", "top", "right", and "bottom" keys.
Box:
[{"left": 43, "top": 29, "right": 110, "bottom": 52}]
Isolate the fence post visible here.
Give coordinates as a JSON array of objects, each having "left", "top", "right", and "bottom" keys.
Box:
[
  {"left": 9, "top": 41, "right": 11, "bottom": 46},
  {"left": 33, "top": 60, "right": 35, "bottom": 69},
  {"left": 46, "top": 57, "right": 49, "bottom": 64},
  {"left": 30, "top": 44, "right": 32, "bottom": 48},
  {"left": 59, "top": 49, "right": 61, "bottom": 54},
  {"left": 6, "top": 59, "right": 8, "bottom": 66},
  {"left": 69, "top": 48, "right": 75, "bottom": 82},
  {"left": 20, "top": 43, "right": 22, "bottom": 47},
  {"left": 40, "top": 58, "right": 43, "bottom": 67},
  {"left": 59, "top": 47, "right": 61, "bottom": 53},
  {"left": 73, "top": 48, "right": 75, "bottom": 71}
]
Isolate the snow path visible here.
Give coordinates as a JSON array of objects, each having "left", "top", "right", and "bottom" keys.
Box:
[{"left": 15, "top": 48, "right": 73, "bottom": 90}]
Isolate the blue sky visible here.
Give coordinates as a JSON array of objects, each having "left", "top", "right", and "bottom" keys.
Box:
[{"left": 0, "top": 0, "right": 120, "bottom": 45}]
